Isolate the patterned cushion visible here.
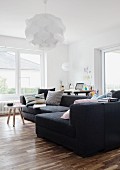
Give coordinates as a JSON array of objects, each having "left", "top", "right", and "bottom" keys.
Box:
[
  {"left": 26, "top": 99, "right": 46, "bottom": 106},
  {"left": 25, "top": 93, "right": 45, "bottom": 106},
  {"left": 25, "top": 95, "right": 36, "bottom": 103},
  {"left": 46, "top": 90, "right": 64, "bottom": 106}
]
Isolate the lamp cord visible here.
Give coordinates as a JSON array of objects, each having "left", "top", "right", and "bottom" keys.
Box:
[{"left": 43, "top": 0, "right": 48, "bottom": 13}]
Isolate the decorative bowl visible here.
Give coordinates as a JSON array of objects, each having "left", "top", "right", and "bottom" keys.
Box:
[{"left": 7, "top": 103, "right": 13, "bottom": 106}]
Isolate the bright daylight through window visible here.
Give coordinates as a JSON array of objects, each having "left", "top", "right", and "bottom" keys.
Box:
[
  {"left": 0, "top": 49, "right": 41, "bottom": 95},
  {"left": 20, "top": 53, "right": 40, "bottom": 94},
  {"left": 105, "top": 51, "right": 120, "bottom": 92},
  {"left": 0, "top": 51, "right": 16, "bottom": 94}
]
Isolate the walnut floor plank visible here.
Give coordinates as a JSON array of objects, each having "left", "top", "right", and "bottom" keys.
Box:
[{"left": 0, "top": 116, "right": 120, "bottom": 170}]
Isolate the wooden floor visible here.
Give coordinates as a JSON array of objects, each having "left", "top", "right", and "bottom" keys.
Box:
[{"left": 1, "top": 116, "right": 120, "bottom": 170}]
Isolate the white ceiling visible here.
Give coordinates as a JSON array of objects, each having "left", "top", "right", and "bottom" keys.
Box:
[{"left": 0, "top": 0, "right": 120, "bottom": 44}]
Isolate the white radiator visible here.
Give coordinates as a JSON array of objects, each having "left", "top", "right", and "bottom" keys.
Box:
[
  {"left": 0, "top": 100, "right": 19, "bottom": 114},
  {"left": 0, "top": 101, "right": 9, "bottom": 114}
]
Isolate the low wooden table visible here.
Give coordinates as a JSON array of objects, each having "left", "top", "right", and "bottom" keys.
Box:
[
  {"left": 5, "top": 104, "right": 26, "bottom": 127},
  {"left": 64, "top": 90, "right": 92, "bottom": 96},
  {"left": 74, "top": 90, "right": 91, "bottom": 96}
]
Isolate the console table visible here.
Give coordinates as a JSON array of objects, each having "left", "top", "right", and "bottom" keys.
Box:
[{"left": 64, "top": 90, "right": 91, "bottom": 96}]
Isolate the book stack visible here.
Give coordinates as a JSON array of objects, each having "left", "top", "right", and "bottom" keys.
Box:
[
  {"left": 108, "top": 98, "right": 119, "bottom": 102},
  {"left": 98, "top": 98, "right": 109, "bottom": 103},
  {"left": 98, "top": 98, "right": 119, "bottom": 103}
]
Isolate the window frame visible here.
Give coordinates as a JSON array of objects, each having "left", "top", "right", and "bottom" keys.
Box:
[
  {"left": 0, "top": 46, "right": 45, "bottom": 97},
  {"left": 94, "top": 46, "right": 120, "bottom": 95},
  {"left": 103, "top": 47, "right": 120, "bottom": 93}
]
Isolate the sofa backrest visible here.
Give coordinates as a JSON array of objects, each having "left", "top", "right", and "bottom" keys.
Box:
[
  {"left": 38, "top": 88, "right": 55, "bottom": 99},
  {"left": 20, "top": 95, "right": 26, "bottom": 105},
  {"left": 20, "top": 94, "right": 91, "bottom": 106},
  {"left": 60, "top": 95, "right": 91, "bottom": 107},
  {"left": 112, "top": 90, "right": 120, "bottom": 99}
]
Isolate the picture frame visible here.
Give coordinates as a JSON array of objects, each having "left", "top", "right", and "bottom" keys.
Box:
[{"left": 75, "top": 83, "right": 84, "bottom": 90}]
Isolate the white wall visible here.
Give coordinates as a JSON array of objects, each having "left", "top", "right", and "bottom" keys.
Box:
[
  {"left": 0, "top": 35, "right": 68, "bottom": 90},
  {"left": 47, "top": 45, "right": 69, "bottom": 90},
  {"left": 68, "top": 26, "right": 120, "bottom": 93},
  {"left": 0, "top": 35, "right": 35, "bottom": 50},
  {"left": 69, "top": 43, "right": 94, "bottom": 88}
]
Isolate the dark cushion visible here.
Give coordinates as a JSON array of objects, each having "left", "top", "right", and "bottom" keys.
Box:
[
  {"left": 38, "top": 88, "right": 55, "bottom": 99},
  {"left": 22, "top": 105, "right": 69, "bottom": 115},
  {"left": 112, "top": 90, "right": 120, "bottom": 99},
  {"left": 36, "top": 112, "right": 75, "bottom": 137},
  {"left": 20, "top": 95, "right": 26, "bottom": 105}
]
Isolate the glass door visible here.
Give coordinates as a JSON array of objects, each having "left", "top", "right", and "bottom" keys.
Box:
[{"left": 105, "top": 50, "right": 120, "bottom": 93}]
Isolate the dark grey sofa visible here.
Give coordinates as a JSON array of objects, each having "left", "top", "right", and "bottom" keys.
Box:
[
  {"left": 20, "top": 94, "right": 89, "bottom": 122},
  {"left": 36, "top": 101, "right": 120, "bottom": 157}
]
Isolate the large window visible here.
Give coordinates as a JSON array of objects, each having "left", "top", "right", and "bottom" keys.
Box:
[
  {"left": 20, "top": 53, "right": 41, "bottom": 94},
  {"left": 105, "top": 51, "right": 120, "bottom": 92},
  {"left": 0, "top": 48, "right": 41, "bottom": 96},
  {"left": 0, "top": 48, "right": 43, "bottom": 114},
  {"left": 94, "top": 48, "right": 120, "bottom": 95},
  {"left": 0, "top": 51, "right": 16, "bottom": 94}
]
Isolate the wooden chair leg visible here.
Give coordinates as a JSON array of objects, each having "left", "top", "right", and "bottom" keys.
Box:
[
  {"left": 13, "top": 108, "right": 16, "bottom": 127},
  {"left": 19, "top": 108, "right": 25, "bottom": 125},
  {"left": 7, "top": 108, "right": 12, "bottom": 124}
]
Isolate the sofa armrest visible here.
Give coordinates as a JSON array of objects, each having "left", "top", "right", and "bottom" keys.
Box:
[
  {"left": 104, "top": 101, "right": 120, "bottom": 151},
  {"left": 70, "top": 103, "right": 105, "bottom": 157}
]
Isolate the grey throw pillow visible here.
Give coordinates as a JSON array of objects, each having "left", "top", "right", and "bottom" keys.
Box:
[{"left": 46, "top": 90, "right": 64, "bottom": 105}]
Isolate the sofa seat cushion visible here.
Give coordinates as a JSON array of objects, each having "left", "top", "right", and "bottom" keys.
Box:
[
  {"left": 40, "top": 105, "right": 69, "bottom": 113},
  {"left": 22, "top": 105, "right": 69, "bottom": 115},
  {"left": 36, "top": 112, "right": 76, "bottom": 138},
  {"left": 22, "top": 106, "right": 41, "bottom": 115}
]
